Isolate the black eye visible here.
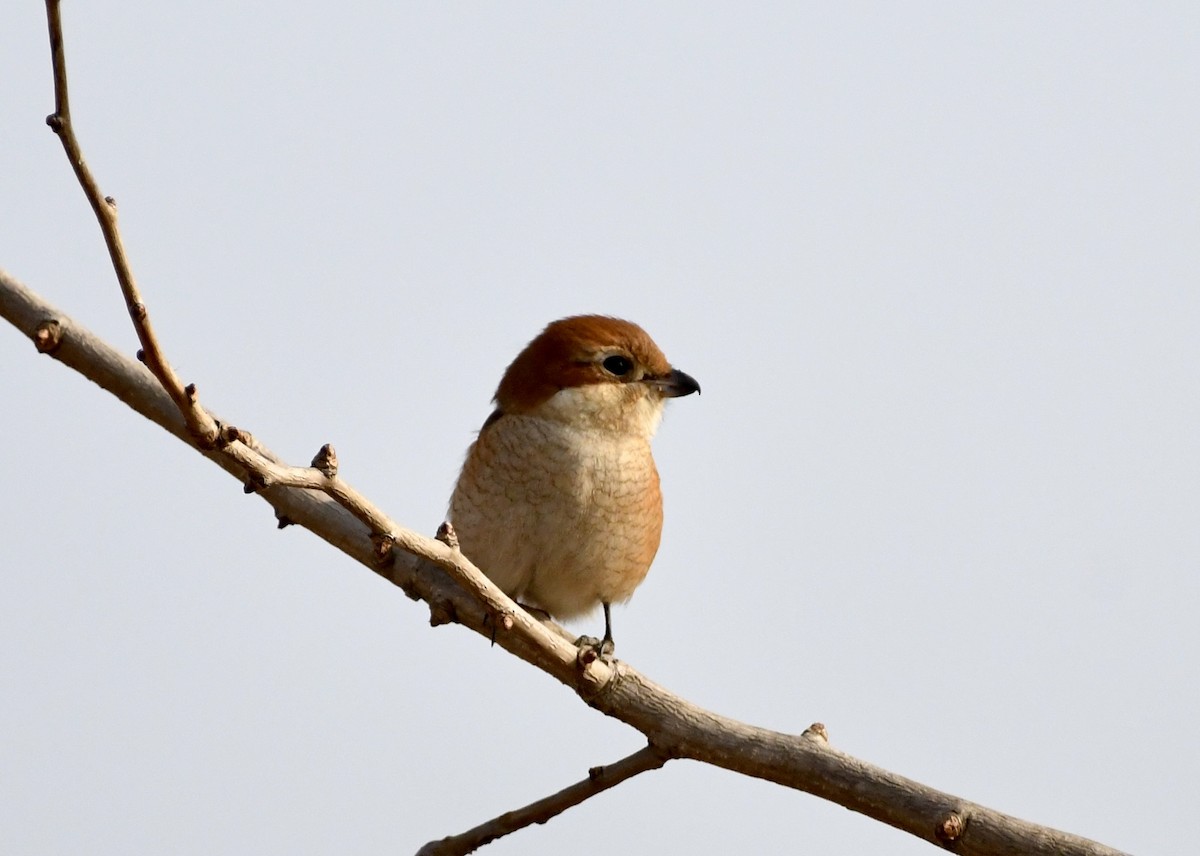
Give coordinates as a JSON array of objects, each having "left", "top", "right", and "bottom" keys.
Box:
[{"left": 602, "top": 355, "right": 634, "bottom": 377}]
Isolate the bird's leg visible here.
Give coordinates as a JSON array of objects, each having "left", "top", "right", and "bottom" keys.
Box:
[
  {"left": 601, "top": 602, "right": 615, "bottom": 656},
  {"left": 574, "top": 602, "right": 616, "bottom": 662},
  {"left": 510, "top": 601, "right": 579, "bottom": 645},
  {"left": 516, "top": 601, "right": 552, "bottom": 623}
]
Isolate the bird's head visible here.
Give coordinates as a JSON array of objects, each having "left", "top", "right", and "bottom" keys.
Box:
[{"left": 492, "top": 315, "right": 700, "bottom": 438}]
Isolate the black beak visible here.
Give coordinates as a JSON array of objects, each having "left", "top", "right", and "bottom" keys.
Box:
[{"left": 649, "top": 368, "right": 701, "bottom": 398}]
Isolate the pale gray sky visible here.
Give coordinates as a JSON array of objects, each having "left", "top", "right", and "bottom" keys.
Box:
[{"left": 3, "top": 3, "right": 1198, "bottom": 854}]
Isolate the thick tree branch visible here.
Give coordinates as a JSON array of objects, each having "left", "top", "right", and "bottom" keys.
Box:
[{"left": 0, "top": 267, "right": 1130, "bottom": 856}]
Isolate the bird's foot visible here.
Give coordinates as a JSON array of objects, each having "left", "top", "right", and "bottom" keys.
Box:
[{"left": 574, "top": 634, "right": 615, "bottom": 665}]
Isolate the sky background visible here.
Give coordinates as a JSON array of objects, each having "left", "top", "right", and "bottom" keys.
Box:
[{"left": 3, "top": 3, "right": 1198, "bottom": 854}]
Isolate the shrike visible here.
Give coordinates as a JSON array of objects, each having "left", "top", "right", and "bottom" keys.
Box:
[{"left": 448, "top": 315, "right": 699, "bottom": 654}]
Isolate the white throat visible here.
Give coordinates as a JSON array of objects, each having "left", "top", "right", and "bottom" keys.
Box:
[{"left": 536, "top": 384, "right": 664, "bottom": 439}]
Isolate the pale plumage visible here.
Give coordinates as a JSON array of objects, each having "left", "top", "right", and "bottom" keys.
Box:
[{"left": 447, "top": 315, "right": 699, "bottom": 651}]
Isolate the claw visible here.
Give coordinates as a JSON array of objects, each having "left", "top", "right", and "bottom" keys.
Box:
[
  {"left": 574, "top": 634, "right": 615, "bottom": 665},
  {"left": 577, "top": 603, "right": 617, "bottom": 664}
]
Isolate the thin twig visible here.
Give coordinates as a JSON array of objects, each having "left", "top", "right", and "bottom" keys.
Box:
[
  {"left": 39, "top": 1, "right": 530, "bottom": 645},
  {"left": 42, "top": 0, "right": 219, "bottom": 447},
  {"left": 417, "top": 744, "right": 669, "bottom": 856},
  {"left": 41, "top": 0, "right": 535, "bottom": 651}
]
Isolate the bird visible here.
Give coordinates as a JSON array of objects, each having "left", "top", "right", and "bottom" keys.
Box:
[{"left": 447, "top": 315, "right": 699, "bottom": 655}]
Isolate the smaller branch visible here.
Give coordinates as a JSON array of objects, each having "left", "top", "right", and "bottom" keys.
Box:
[
  {"left": 43, "top": 0, "right": 218, "bottom": 447},
  {"left": 417, "top": 744, "right": 669, "bottom": 856}
]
